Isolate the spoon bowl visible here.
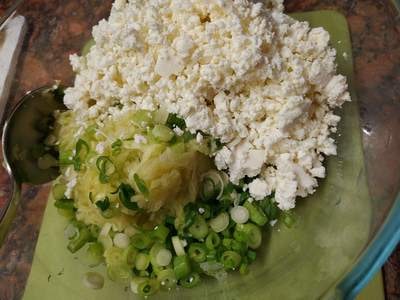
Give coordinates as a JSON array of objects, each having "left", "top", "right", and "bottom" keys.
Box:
[{"left": 0, "top": 85, "right": 65, "bottom": 243}]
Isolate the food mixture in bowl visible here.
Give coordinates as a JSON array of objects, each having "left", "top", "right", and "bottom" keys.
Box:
[{"left": 51, "top": 0, "right": 350, "bottom": 295}]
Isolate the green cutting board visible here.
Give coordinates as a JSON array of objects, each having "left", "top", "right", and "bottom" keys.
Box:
[{"left": 23, "top": 10, "right": 379, "bottom": 300}]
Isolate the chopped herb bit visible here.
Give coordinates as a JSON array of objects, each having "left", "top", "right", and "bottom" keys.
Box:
[
  {"left": 113, "top": 183, "right": 139, "bottom": 210},
  {"left": 111, "top": 139, "right": 123, "bottom": 155},
  {"left": 166, "top": 113, "right": 186, "bottom": 130},
  {"left": 133, "top": 174, "right": 149, "bottom": 196},
  {"left": 96, "top": 156, "right": 115, "bottom": 183},
  {"left": 73, "top": 139, "right": 90, "bottom": 171},
  {"left": 95, "top": 196, "right": 111, "bottom": 212}
]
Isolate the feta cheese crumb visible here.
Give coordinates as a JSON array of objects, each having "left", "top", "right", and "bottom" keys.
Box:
[
  {"left": 196, "top": 133, "right": 204, "bottom": 143},
  {"left": 248, "top": 179, "right": 271, "bottom": 200},
  {"left": 134, "top": 134, "right": 147, "bottom": 144},
  {"left": 63, "top": 0, "right": 350, "bottom": 212},
  {"left": 173, "top": 127, "right": 184, "bottom": 136}
]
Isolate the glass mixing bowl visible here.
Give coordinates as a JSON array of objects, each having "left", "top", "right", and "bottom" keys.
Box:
[{"left": 0, "top": 1, "right": 399, "bottom": 299}]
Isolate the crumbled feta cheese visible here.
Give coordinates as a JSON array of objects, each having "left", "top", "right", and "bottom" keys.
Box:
[
  {"left": 64, "top": 0, "right": 350, "bottom": 211},
  {"left": 269, "top": 219, "right": 278, "bottom": 227},
  {"left": 95, "top": 142, "right": 106, "bottom": 154},
  {"left": 196, "top": 133, "right": 204, "bottom": 143},
  {"left": 248, "top": 178, "right": 271, "bottom": 200},
  {"left": 173, "top": 126, "right": 184, "bottom": 136},
  {"left": 134, "top": 134, "right": 147, "bottom": 144}
]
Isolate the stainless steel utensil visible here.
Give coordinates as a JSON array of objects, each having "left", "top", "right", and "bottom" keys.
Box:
[
  {"left": 0, "top": 86, "right": 66, "bottom": 243},
  {"left": 0, "top": 0, "right": 25, "bottom": 31}
]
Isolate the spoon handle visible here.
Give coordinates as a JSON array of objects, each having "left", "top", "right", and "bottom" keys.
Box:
[
  {"left": 0, "top": 179, "right": 21, "bottom": 245},
  {"left": 0, "top": 0, "right": 25, "bottom": 30}
]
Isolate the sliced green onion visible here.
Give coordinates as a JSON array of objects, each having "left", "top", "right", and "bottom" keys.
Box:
[
  {"left": 88, "top": 224, "right": 100, "bottom": 239},
  {"left": 130, "top": 277, "right": 147, "bottom": 294},
  {"left": 230, "top": 205, "right": 249, "bottom": 224},
  {"left": 131, "top": 232, "right": 153, "bottom": 250},
  {"left": 104, "top": 246, "right": 124, "bottom": 266},
  {"left": 259, "top": 197, "right": 280, "bottom": 220},
  {"left": 188, "top": 215, "right": 208, "bottom": 240},
  {"left": 198, "top": 204, "right": 211, "bottom": 219},
  {"left": 95, "top": 196, "right": 110, "bottom": 211},
  {"left": 206, "top": 250, "right": 217, "bottom": 261},
  {"left": 113, "top": 233, "right": 130, "bottom": 249},
  {"left": 113, "top": 183, "right": 139, "bottom": 210},
  {"left": 67, "top": 227, "right": 91, "bottom": 253},
  {"left": 157, "top": 269, "right": 177, "bottom": 289},
  {"left": 107, "top": 265, "right": 131, "bottom": 282},
  {"left": 150, "top": 243, "right": 165, "bottom": 266},
  {"left": 99, "top": 223, "right": 113, "bottom": 249},
  {"left": 209, "top": 212, "right": 229, "bottom": 233},
  {"left": 235, "top": 223, "right": 262, "bottom": 249},
  {"left": 137, "top": 279, "right": 160, "bottom": 296},
  {"left": 233, "top": 227, "right": 248, "bottom": 243},
  {"left": 64, "top": 223, "right": 78, "bottom": 240},
  {"left": 156, "top": 248, "right": 173, "bottom": 267},
  {"left": 166, "top": 113, "right": 186, "bottom": 130},
  {"left": 221, "top": 250, "right": 241, "bottom": 270},
  {"left": 96, "top": 156, "right": 115, "bottom": 183},
  {"left": 111, "top": 139, "right": 123, "bottom": 155},
  {"left": 239, "top": 263, "right": 249, "bottom": 275},
  {"left": 52, "top": 183, "right": 66, "bottom": 200},
  {"left": 188, "top": 243, "right": 207, "bottom": 263},
  {"left": 73, "top": 139, "right": 90, "bottom": 171},
  {"left": 200, "top": 170, "right": 224, "bottom": 201},
  {"left": 243, "top": 201, "right": 268, "bottom": 226},
  {"left": 133, "top": 173, "right": 149, "bottom": 196},
  {"left": 54, "top": 197, "right": 75, "bottom": 211},
  {"left": 231, "top": 240, "right": 247, "bottom": 254},
  {"left": 123, "top": 244, "right": 138, "bottom": 266},
  {"left": 171, "top": 236, "right": 186, "bottom": 256},
  {"left": 222, "top": 238, "right": 233, "bottom": 249},
  {"left": 150, "top": 224, "right": 170, "bottom": 242},
  {"left": 247, "top": 250, "right": 257, "bottom": 262},
  {"left": 83, "top": 272, "right": 104, "bottom": 289},
  {"left": 57, "top": 207, "right": 75, "bottom": 219},
  {"left": 205, "top": 232, "right": 221, "bottom": 250},
  {"left": 179, "top": 273, "right": 201, "bottom": 288},
  {"left": 152, "top": 124, "right": 175, "bottom": 142},
  {"left": 183, "top": 203, "right": 197, "bottom": 229},
  {"left": 173, "top": 255, "right": 191, "bottom": 280},
  {"left": 85, "top": 242, "right": 104, "bottom": 267},
  {"left": 135, "top": 253, "right": 150, "bottom": 271}
]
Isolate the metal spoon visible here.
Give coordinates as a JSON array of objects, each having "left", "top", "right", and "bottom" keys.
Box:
[
  {"left": 0, "top": 86, "right": 66, "bottom": 244},
  {"left": 0, "top": 0, "right": 25, "bottom": 30}
]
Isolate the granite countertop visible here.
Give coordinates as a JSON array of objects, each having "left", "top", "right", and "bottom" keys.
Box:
[{"left": 0, "top": 0, "right": 399, "bottom": 299}]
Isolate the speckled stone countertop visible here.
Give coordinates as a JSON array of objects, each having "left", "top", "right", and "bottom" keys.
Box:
[{"left": 0, "top": 1, "right": 399, "bottom": 299}]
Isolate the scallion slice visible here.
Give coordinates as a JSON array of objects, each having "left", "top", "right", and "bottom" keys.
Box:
[
  {"left": 96, "top": 156, "right": 115, "bottom": 184},
  {"left": 209, "top": 212, "right": 229, "bottom": 233},
  {"left": 179, "top": 273, "right": 201, "bottom": 288},
  {"left": 171, "top": 236, "right": 186, "bottom": 256},
  {"left": 113, "top": 183, "right": 139, "bottom": 210},
  {"left": 73, "top": 139, "right": 90, "bottom": 171},
  {"left": 157, "top": 269, "right": 177, "bottom": 289},
  {"left": 133, "top": 173, "right": 149, "bottom": 197}
]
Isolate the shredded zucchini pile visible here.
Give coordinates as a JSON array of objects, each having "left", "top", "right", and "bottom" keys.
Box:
[{"left": 53, "top": 108, "right": 291, "bottom": 296}]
